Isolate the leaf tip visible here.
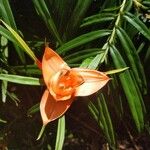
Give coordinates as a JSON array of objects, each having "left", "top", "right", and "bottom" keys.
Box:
[{"left": 36, "top": 125, "right": 46, "bottom": 140}]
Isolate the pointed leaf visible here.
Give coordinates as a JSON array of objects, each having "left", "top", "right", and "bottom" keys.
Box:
[
  {"left": 105, "top": 67, "right": 129, "bottom": 75},
  {"left": 1, "top": 20, "right": 40, "bottom": 65},
  {"left": 32, "top": 0, "right": 62, "bottom": 44},
  {"left": 57, "top": 30, "right": 111, "bottom": 54},
  {"left": 124, "top": 12, "right": 150, "bottom": 40},
  {"left": 110, "top": 45, "right": 145, "bottom": 132},
  {"left": 27, "top": 103, "right": 40, "bottom": 116},
  {"left": 116, "top": 27, "right": 147, "bottom": 93},
  {"left": 55, "top": 116, "right": 65, "bottom": 150},
  {"left": 64, "top": 48, "right": 100, "bottom": 64},
  {"left": 0, "top": 118, "right": 7, "bottom": 123},
  {"left": 0, "top": 74, "right": 42, "bottom": 85},
  {"left": 65, "top": 0, "right": 92, "bottom": 37},
  {"left": 97, "top": 95, "right": 116, "bottom": 148},
  {"left": 1, "top": 80, "right": 7, "bottom": 103},
  {"left": 0, "top": 0, "right": 25, "bottom": 63},
  {"left": 81, "top": 13, "right": 116, "bottom": 27}
]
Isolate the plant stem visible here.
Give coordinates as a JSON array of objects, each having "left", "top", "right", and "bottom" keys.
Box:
[{"left": 101, "top": 0, "right": 127, "bottom": 62}]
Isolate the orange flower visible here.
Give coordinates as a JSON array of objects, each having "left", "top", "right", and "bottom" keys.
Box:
[{"left": 40, "top": 46, "right": 110, "bottom": 125}]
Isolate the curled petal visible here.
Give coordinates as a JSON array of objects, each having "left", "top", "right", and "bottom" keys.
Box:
[
  {"left": 49, "top": 70, "right": 73, "bottom": 101},
  {"left": 49, "top": 69, "right": 84, "bottom": 101},
  {"left": 40, "top": 89, "right": 74, "bottom": 125},
  {"left": 42, "top": 47, "right": 70, "bottom": 88},
  {"left": 72, "top": 68, "right": 110, "bottom": 96}
]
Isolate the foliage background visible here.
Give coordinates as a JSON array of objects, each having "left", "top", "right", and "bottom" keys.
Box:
[{"left": 0, "top": 0, "right": 150, "bottom": 149}]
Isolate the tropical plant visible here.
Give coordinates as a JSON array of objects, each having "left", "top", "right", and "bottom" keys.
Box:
[{"left": 0, "top": 0, "right": 150, "bottom": 149}]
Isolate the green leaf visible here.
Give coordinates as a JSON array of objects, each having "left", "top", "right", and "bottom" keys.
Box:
[
  {"left": 0, "top": 26, "right": 17, "bottom": 43},
  {"left": 116, "top": 27, "right": 147, "bottom": 93},
  {"left": 105, "top": 67, "right": 129, "bottom": 75},
  {"left": 88, "top": 101, "right": 99, "bottom": 121},
  {"left": 89, "top": 95, "right": 116, "bottom": 149},
  {"left": 57, "top": 30, "right": 111, "bottom": 54},
  {"left": 1, "top": 20, "right": 39, "bottom": 62},
  {"left": 110, "top": 45, "right": 145, "bottom": 132},
  {"left": 103, "top": 6, "right": 120, "bottom": 12},
  {"left": 0, "top": 0, "right": 16, "bottom": 28},
  {"left": 124, "top": 12, "right": 150, "bottom": 40},
  {"left": 65, "top": 0, "right": 92, "bottom": 37},
  {"left": 80, "top": 58, "right": 93, "bottom": 68},
  {"left": 97, "top": 95, "right": 116, "bottom": 148},
  {"left": 1, "top": 80, "right": 7, "bottom": 103},
  {"left": 87, "top": 51, "right": 105, "bottom": 69},
  {"left": 81, "top": 13, "right": 116, "bottom": 27},
  {"left": 32, "top": 0, "right": 63, "bottom": 45},
  {"left": 37, "top": 125, "right": 46, "bottom": 140},
  {"left": 0, "top": 74, "right": 42, "bottom": 85},
  {"left": 87, "top": 43, "right": 109, "bottom": 69},
  {"left": 0, "top": 0, "right": 25, "bottom": 63},
  {"left": 144, "top": 46, "right": 150, "bottom": 64},
  {"left": 55, "top": 116, "right": 65, "bottom": 150},
  {"left": 0, "top": 118, "right": 7, "bottom": 123},
  {"left": 143, "top": 1, "right": 150, "bottom": 6},
  {"left": 64, "top": 48, "right": 100, "bottom": 64},
  {"left": 13, "top": 65, "right": 42, "bottom": 75},
  {"left": 124, "top": 0, "right": 133, "bottom": 12},
  {"left": 27, "top": 103, "right": 40, "bottom": 116},
  {"left": 7, "top": 91, "right": 20, "bottom": 106}
]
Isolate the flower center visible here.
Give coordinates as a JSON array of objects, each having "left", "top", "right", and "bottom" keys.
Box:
[{"left": 50, "top": 69, "right": 84, "bottom": 100}]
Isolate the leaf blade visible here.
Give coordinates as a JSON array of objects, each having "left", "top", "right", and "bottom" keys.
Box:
[
  {"left": 124, "top": 12, "right": 150, "bottom": 40},
  {"left": 0, "top": 74, "right": 42, "bottom": 85},
  {"left": 55, "top": 116, "right": 65, "bottom": 150},
  {"left": 57, "top": 30, "right": 111, "bottom": 54}
]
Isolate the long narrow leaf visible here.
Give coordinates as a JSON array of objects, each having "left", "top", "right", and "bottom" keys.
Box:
[
  {"left": 13, "top": 65, "right": 41, "bottom": 75},
  {"left": 32, "top": 0, "right": 63, "bottom": 45},
  {"left": 65, "top": 0, "right": 92, "bottom": 37},
  {"left": 0, "top": 74, "right": 42, "bottom": 85},
  {"left": 0, "top": 0, "right": 25, "bottom": 63},
  {"left": 144, "top": 46, "right": 150, "bottom": 64},
  {"left": 0, "top": 118, "right": 7, "bottom": 123},
  {"left": 27, "top": 103, "right": 40, "bottom": 116},
  {"left": 88, "top": 101, "right": 104, "bottom": 130},
  {"left": 116, "top": 27, "right": 147, "bottom": 93},
  {"left": 81, "top": 13, "right": 116, "bottom": 27},
  {"left": 64, "top": 48, "right": 99, "bottom": 61},
  {"left": 1, "top": 80, "right": 7, "bottom": 103},
  {"left": 88, "top": 101, "right": 99, "bottom": 121},
  {"left": 110, "top": 45, "right": 145, "bottom": 132},
  {"left": 80, "top": 58, "right": 93, "bottom": 68},
  {"left": 1, "top": 20, "right": 39, "bottom": 64},
  {"left": 67, "top": 51, "right": 99, "bottom": 64},
  {"left": 57, "top": 30, "right": 111, "bottom": 54},
  {"left": 98, "top": 95, "right": 116, "bottom": 148},
  {"left": 1, "top": 37, "right": 8, "bottom": 103},
  {"left": 87, "top": 52, "right": 105, "bottom": 69},
  {"left": 0, "top": 0, "right": 16, "bottom": 28},
  {"left": 0, "top": 26, "right": 18, "bottom": 43},
  {"left": 105, "top": 67, "right": 129, "bottom": 75},
  {"left": 124, "top": 12, "right": 150, "bottom": 40},
  {"left": 55, "top": 116, "right": 65, "bottom": 150}
]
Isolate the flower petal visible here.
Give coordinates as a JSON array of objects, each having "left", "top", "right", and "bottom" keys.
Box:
[
  {"left": 49, "top": 69, "right": 82, "bottom": 101},
  {"left": 42, "top": 46, "right": 70, "bottom": 87},
  {"left": 72, "top": 68, "right": 110, "bottom": 96},
  {"left": 40, "top": 89, "right": 74, "bottom": 125}
]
